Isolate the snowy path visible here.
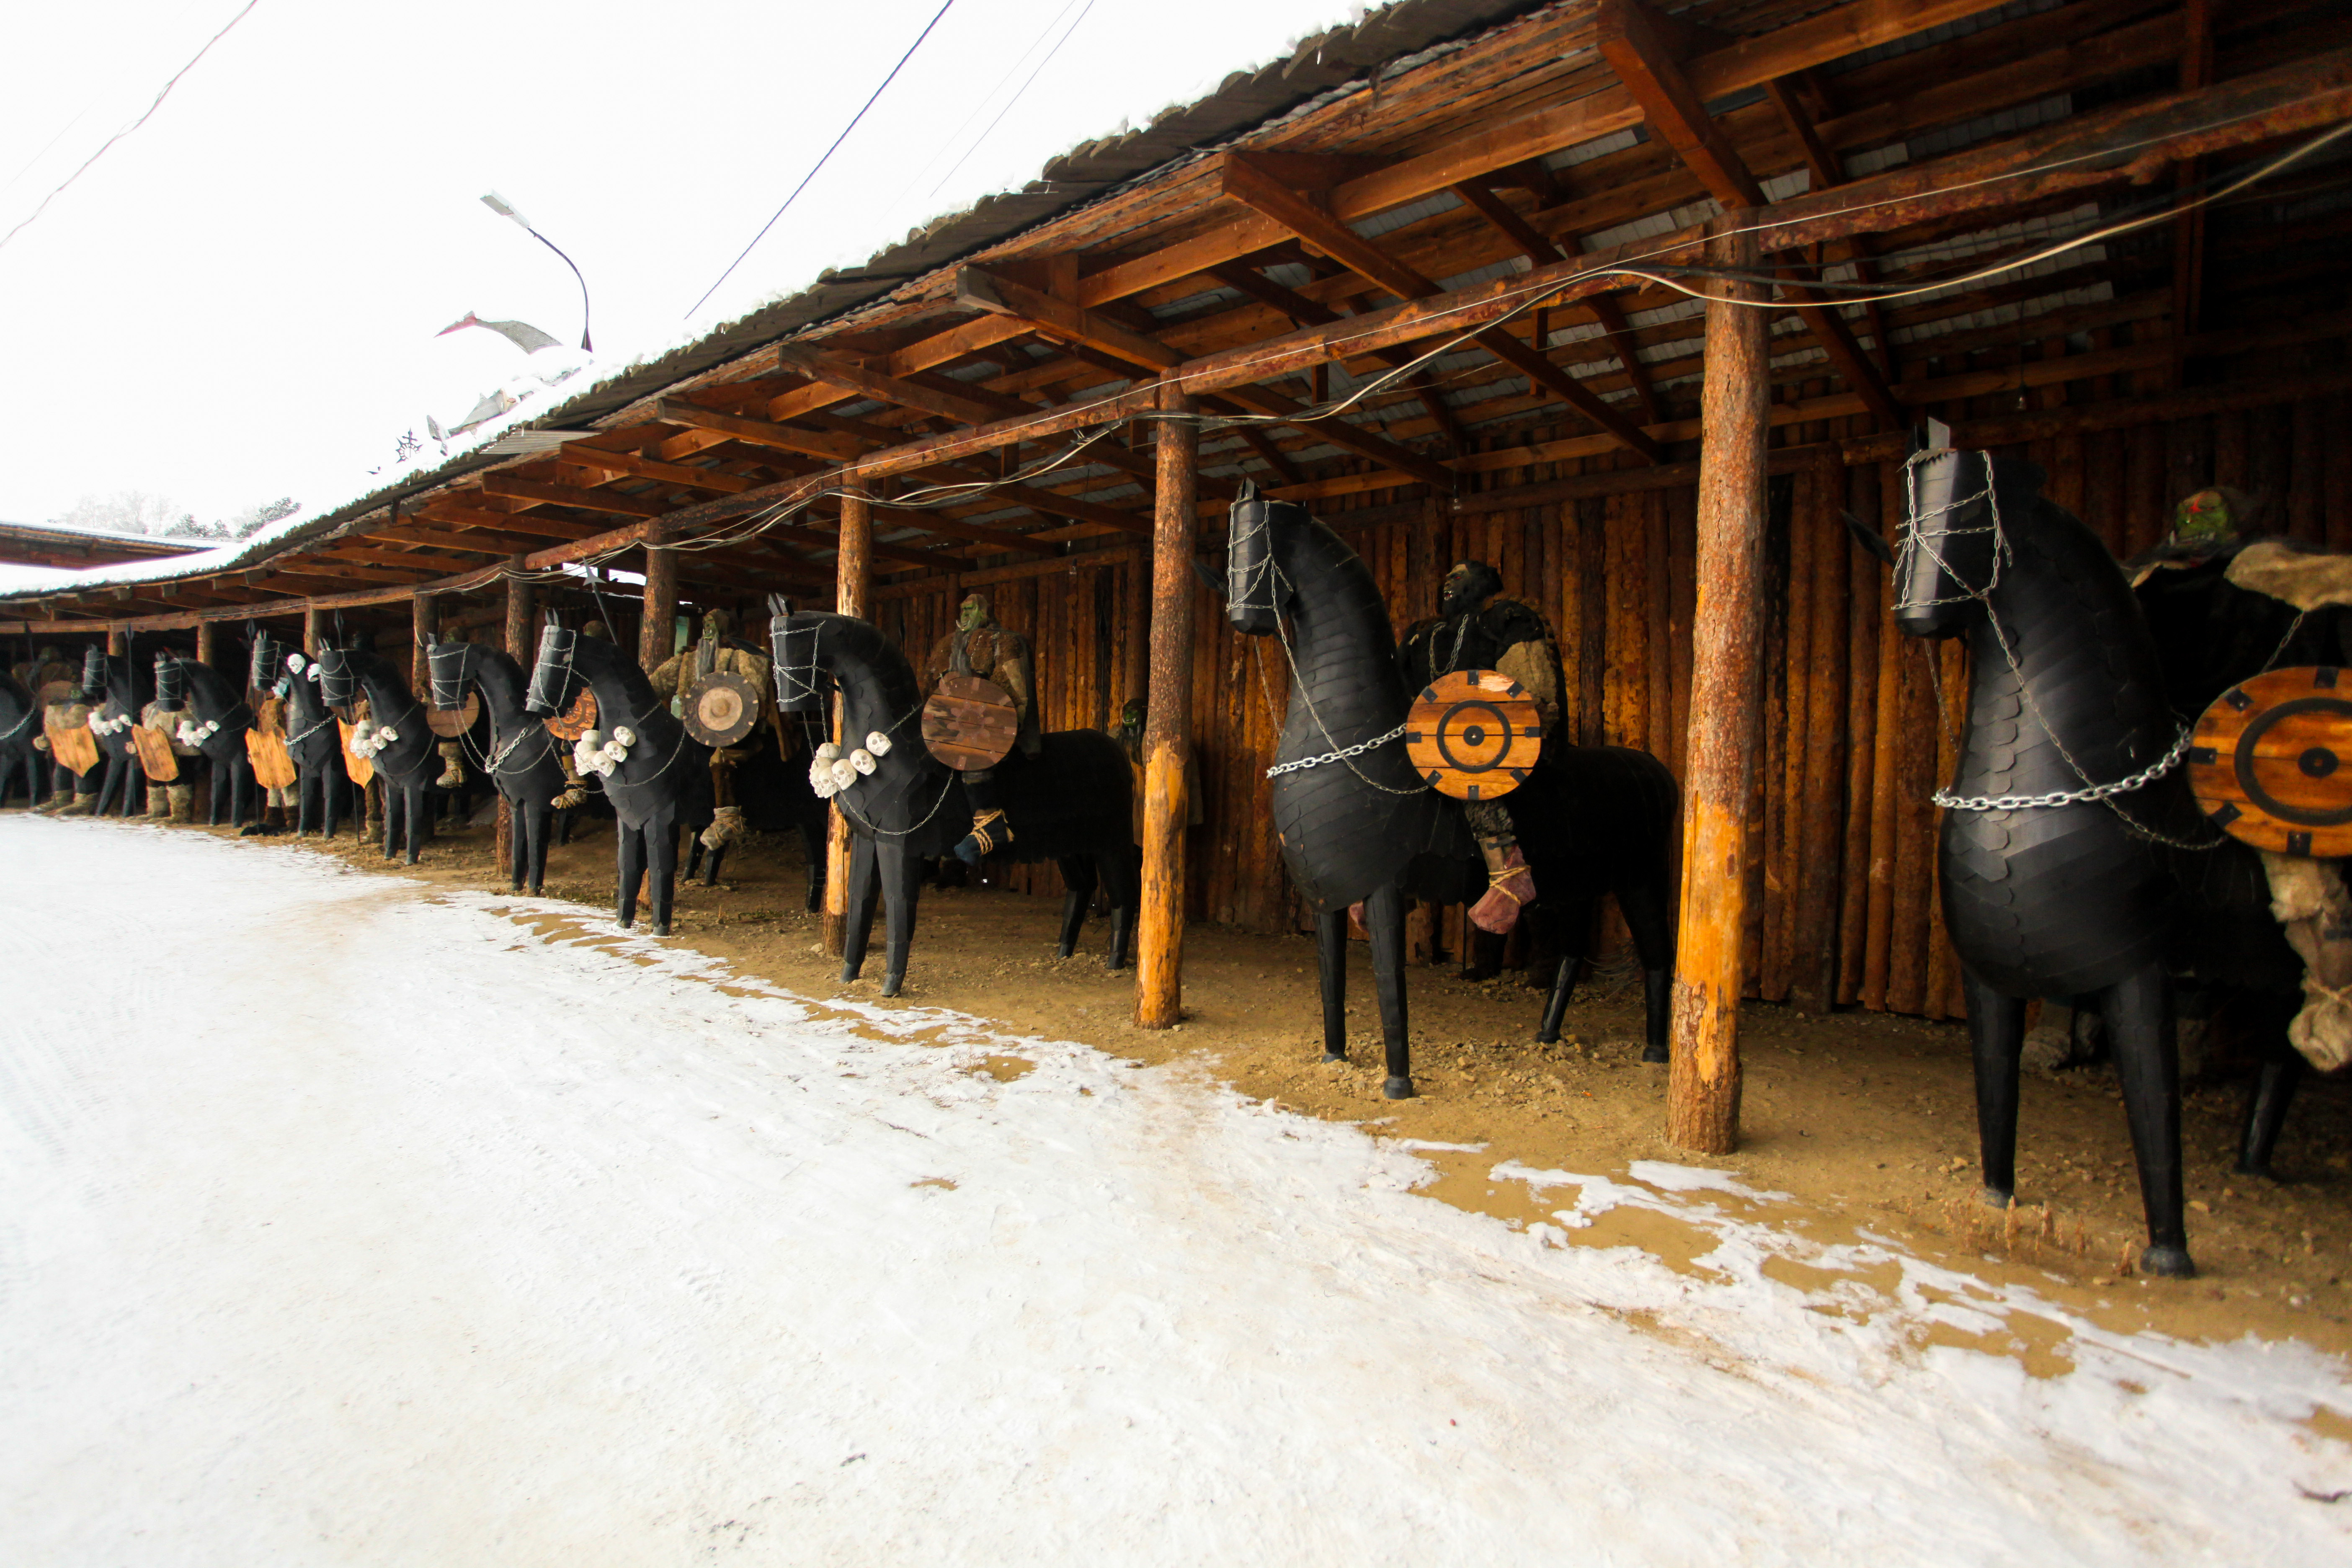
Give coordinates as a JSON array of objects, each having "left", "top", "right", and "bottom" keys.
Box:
[{"left": 2, "top": 818, "right": 2347, "bottom": 1566}]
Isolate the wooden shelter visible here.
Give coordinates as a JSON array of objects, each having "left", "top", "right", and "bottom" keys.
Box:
[{"left": 8, "top": 0, "right": 2350, "bottom": 1150}]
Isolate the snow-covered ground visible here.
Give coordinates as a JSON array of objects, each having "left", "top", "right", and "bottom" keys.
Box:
[{"left": 3, "top": 818, "right": 2347, "bottom": 1566}]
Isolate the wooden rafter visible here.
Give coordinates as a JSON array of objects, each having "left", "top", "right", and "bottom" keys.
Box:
[
  {"left": 1594, "top": 0, "right": 1901, "bottom": 427},
  {"left": 1219, "top": 153, "right": 1665, "bottom": 462},
  {"left": 954, "top": 265, "right": 1460, "bottom": 491},
  {"left": 1445, "top": 178, "right": 1667, "bottom": 424}
]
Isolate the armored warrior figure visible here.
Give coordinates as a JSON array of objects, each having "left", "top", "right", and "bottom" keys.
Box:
[
  {"left": 923, "top": 593, "right": 1041, "bottom": 864},
  {"left": 1396, "top": 559, "right": 1565, "bottom": 934},
  {"left": 648, "top": 606, "right": 779, "bottom": 852}
]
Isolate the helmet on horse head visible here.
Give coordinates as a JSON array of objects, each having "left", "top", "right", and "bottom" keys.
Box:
[
  {"left": 524, "top": 621, "right": 578, "bottom": 717},
  {"left": 1894, "top": 428, "right": 2048, "bottom": 641}
]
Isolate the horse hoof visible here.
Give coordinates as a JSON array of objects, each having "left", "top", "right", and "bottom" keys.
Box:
[
  {"left": 1322, "top": 1050, "right": 1349, "bottom": 1063},
  {"left": 882, "top": 977, "right": 904, "bottom": 998},
  {"left": 1640, "top": 1044, "right": 1669, "bottom": 1065},
  {"left": 2233, "top": 1158, "right": 2279, "bottom": 1181},
  {"left": 1536, "top": 1029, "right": 1560, "bottom": 1045},
  {"left": 1382, "top": 1075, "right": 1416, "bottom": 1100},
  {"left": 1056, "top": 943, "right": 1077, "bottom": 959},
  {"left": 239, "top": 824, "right": 265, "bottom": 837},
  {"left": 839, "top": 964, "right": 861, "bottom": 984},
  {"left": 1978, "top": 1185, "right": 2014, "bottom": 1211},
  {"left": 652, "top": 922, "right": 671, "bottom": 937},
  {"left": 2140, "top": 1243, "right": 2196, "bottom": 1279}
]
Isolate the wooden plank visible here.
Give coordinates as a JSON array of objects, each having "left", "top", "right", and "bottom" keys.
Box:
[
  {"left": 480, "top": 474, "right": 669, "bottom": 520},
  {"left": 653, "top": 398, "right": 863, "bottom": 462}
]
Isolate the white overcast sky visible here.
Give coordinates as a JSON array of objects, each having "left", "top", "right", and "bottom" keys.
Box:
[{"left": 0, "top": 0, "right": 1369, "bottom": 530}]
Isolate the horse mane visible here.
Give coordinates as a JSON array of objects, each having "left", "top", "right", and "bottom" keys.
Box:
[
  {"left": 789, "top": 613, "right": 926, "bottom": 728},
  {"left": 174, "top": 656, "right": 248, "bottom": 719}
]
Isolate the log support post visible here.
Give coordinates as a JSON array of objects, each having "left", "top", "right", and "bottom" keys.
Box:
[
  {"left": 194, "top": 619, "right": 216, "bottom": 671},
  {"left": 304, "top": 603, "right": 325, "bottom": 659},
  {"left": 639, "top": 522, "right": 677, "bottom": 674},
  {"left": 411, "top": 591, "right": 436, "bottom": 696},
  {"left": 823, "top": 489, "right": 873, "bottom": 958},
  {"left": 1135, "top": 382, "right": 1198, "bottom": 1028},
  {"left": 107, "top": 625, "right": 127, "bottom": 659},
  {"left": 499, "top": 558, "right": 534, "bottom": 873},
  {"left": 1668, "top": 221, "right": 1770, "bottom": 1154}
]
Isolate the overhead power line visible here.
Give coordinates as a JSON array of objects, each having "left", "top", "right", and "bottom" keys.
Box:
[
  {"left": 0, "top": 0, "right": 264, "bottom": 258},
  {"left": 683, "top": 0, "right": 957, "bottom": 320}
]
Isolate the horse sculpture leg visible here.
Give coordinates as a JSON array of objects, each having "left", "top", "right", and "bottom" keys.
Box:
[
  {"left": 800, "top": 818, "right": 827, "bottom": 913},
  {"left": 615, "top": 824, "right": 646, "bottom": 929},
  {"left": 518, "top": 800, "right": 547, "bottom": 895},
  {"left": 1962, "top": 968, "right": 2029, "bottom": 1210},
  {"left": 403, "top": 784, "right": 428, "bottom": 866},
  {"left": 1316, "top": 909, "right": 1350, "bottom": 1062},
  {"left": 645, "top": 806, "right": 680, "bottom": 936},
  {"left": 2237, "top": 1038, "right": 2303, "bottom": 1179},
  {"left": 1619, "top": 867, "right": 1677, "bottom": 1064},
  {"left": 1537, "top": 896, "right": 1594, "bottom": 1045},
  {"left": 2100, "top": 961, "right": 2195, "bottom": 1278},
  {"left": 1367, "top": 884, "right": 1413, "bottom": 1098},
  {"left": 879, "top": 843, "right": 923, "bottom": 998},
  {"left": 1055, "top": 855, "right": 1099, "bottom": 958},
  {"left": 840, "top": 833, "right": 881, "bottom": 982}
]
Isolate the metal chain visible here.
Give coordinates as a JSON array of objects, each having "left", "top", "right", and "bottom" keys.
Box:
[
  {"left": 1899, "top": 447, "right": 2221, "bottom": 848},
  {"left": 1932, "top": 725, "right": 2194, "bottom": 811},
  {"left": 1266, "top": 720, "right": 1409, "bottom": 778},
  {"left": 1250, "top": 551, "right": 1423, "bottom": 795}
]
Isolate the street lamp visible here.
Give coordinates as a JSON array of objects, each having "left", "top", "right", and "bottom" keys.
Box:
[{"left": 481, "top": 192, "right": 593, "bottom": 353}]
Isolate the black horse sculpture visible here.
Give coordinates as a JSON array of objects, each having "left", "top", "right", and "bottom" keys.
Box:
[
  {"left": 1223, "top": 490, "right": 1679, "bottom": 1098},
  {"left": 80, "top": 645, "right": 154, "bottom": 818},
  {"left": 253, "top": 634, "right": 358, "bottom": 838},
  {"left": 1878, "top": 442, "right": 2301, "bottom": 1279},
  {"left": 524, "top": 619, "right": 712, "bottom": 935},
  {"left": 768, "top": 607, "right": 1136, "bottom": 996},
  {"left": 0, "top": 670, "right": 43, "bottom": 808},
  {"left": 317, "top": 645, "right": 441, "bottom": 863},
  {"left": 153, "top": 652, "right": 259, "bottom": 828},
  {"left": 429, "top": 639, "right": 567, "bottom": 894}
]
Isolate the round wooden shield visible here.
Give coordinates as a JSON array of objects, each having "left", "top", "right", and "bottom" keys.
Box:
[
  {"left": 544, "top": 685, "right": 598, "bottom": 742},
  {"left": 36, "top": 679, "right": 80, "bottom": 709},
  {"left": 338, "top": 720, "right": 376, "bottom": 788},
  {"left": 2190, "top": 665, "right": 2352, "bottom": 857},
  {"left": 921, "top": 673, "right": 1018, "bottom": 771},
  {"left": 425, "top": 693, "right": 481, "bottom": 740},
  {"left": 684, "top": 670, "right": 760, "bottom": 747},
  {"left": 132, "top": 724, "right": 178, "bottom": 782},
  {"left": 1404, "top": 669, "right": 1543, "bottom": 802}
]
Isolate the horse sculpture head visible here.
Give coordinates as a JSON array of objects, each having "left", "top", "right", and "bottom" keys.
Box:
[
  {"left": 250, "top": 629, "right": 291, "bottom": 695},
  {"left": 315, "top": 647, "right": 365, "bottom": 709},
  {"left": 522, "top": 621, "right": 578, "bottom": 718},
  {"left": 1893, "top": 439, "right": 2048, "bottom": 641},
  {"left": 1225, "top": 480, "right": 1288, "bottom": 637},
  {"left": 428, "top": 640, "right": 475, "bottom": 712},
  {"left": 769, "top": 615, "right": 829, "bottom": 717},
  {"left": 152, "top": 651, "right": 186, "bottom": 712}
]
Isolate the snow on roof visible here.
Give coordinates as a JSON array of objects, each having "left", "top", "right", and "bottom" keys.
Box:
[{"left": 0, "top": 0, "right": 1542, "bottom": 608}]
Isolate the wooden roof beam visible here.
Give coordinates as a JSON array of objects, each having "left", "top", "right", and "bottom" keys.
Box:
[
  {"left": 1594, "top": 0, "right": 1901, "bottom": 428},
  {"left": 954, "top": 264, "right": 1457, "bottom": 491},
  {"left": 1218, "top": 154, "right": 1664, "bottom": 462},
  {"left": 1209, "top": 260, "right": 1470, "bottom": 454},
  {"left": 1761, "top": 72, "right": 1898, "bottom": 385},
  {"left": 1446, "top": 179, "right": 1666, "bottom": 425},
  {"left": 652, "top": 398, "right": 863, "bottom": 462},
  {"left": 479, "top": 474, "right": 669, "bottom": 521},
  {"left": 774, "top": 344, "right": 1036, "bottom": 428}
]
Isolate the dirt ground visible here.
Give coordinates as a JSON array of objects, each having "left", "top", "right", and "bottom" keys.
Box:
[{"left": 182, "top": 809, "right": 2352, "bottom": 1361}]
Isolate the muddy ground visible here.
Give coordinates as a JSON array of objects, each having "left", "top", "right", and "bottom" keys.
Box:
[{"left": 188, "top": 810, "right": 2352, "bottom": 1361}]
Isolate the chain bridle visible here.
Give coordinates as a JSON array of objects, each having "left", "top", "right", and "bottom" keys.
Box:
[{"left": 1901, "top": 447, "right": 2213, "bottom": 846}]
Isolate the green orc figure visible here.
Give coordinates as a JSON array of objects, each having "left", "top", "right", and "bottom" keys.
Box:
[
  {"left": 923, "top": 592, "right": 1040, "bottom": 864},
  {"left": 1395, "top": 559, "right": 1565, "bottom": 935},
  {"left": 648, "top": 606, "right": 780, "bottom": 853}
]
